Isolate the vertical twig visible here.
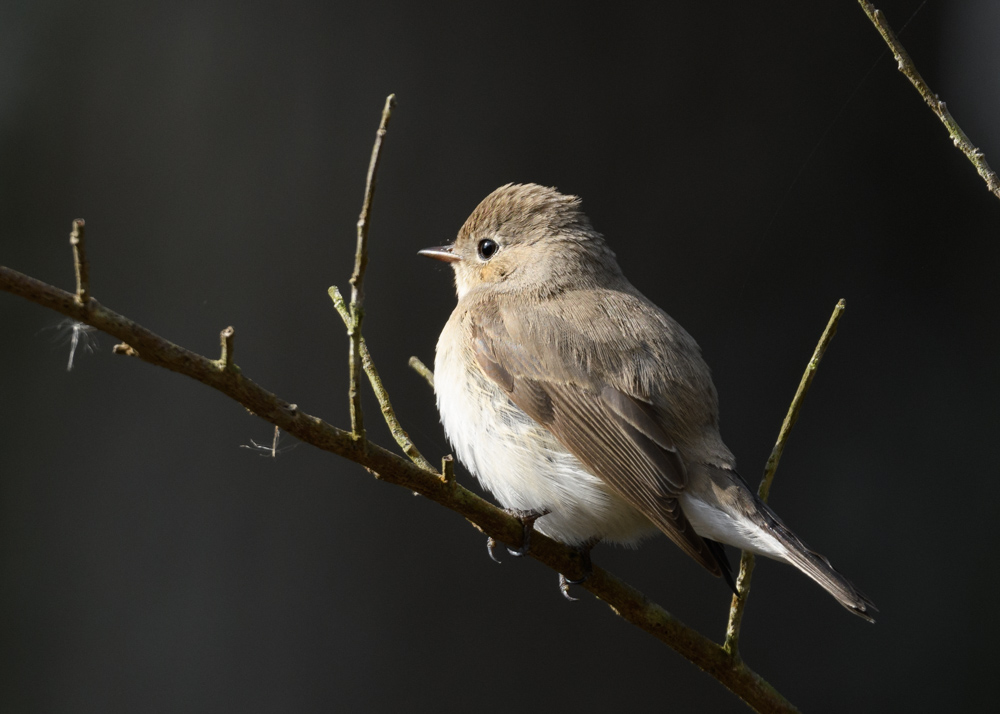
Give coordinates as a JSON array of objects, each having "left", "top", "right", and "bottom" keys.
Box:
[
  {"left": 347, "top": 94, "right": 396, "bottom": 443},
  {"left": 856, "top": 1, "right": 1000, "bottom": 200},
  {"left": 69, "top": 219, "right": 89, "bottom": 305},
  {"left": 723, "top": 300, "right": 846, "bottom": 657}
]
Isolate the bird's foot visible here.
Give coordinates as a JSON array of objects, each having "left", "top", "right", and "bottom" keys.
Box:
[
  {"left": 557, "top": 539, "right": 598, "bottom": 602},
  {"left": 486, "top": 508, "right": 550, "bottom": 562}
]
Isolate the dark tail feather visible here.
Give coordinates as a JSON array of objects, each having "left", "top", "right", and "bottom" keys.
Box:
[
  {"left": 693, "top": 465, "right": 876, "bottom": 619},
  {"left": 705, "top": 538, "right": 739, "bottom": 595},
  {"left": 760, "top": 503, "right": 878, "bottom": 622}
]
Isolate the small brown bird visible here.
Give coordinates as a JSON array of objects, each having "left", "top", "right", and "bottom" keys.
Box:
[{"left": 421, "top": 183, "right": 875, "bottom": 620}]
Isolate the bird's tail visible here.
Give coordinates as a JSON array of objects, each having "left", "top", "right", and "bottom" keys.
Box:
[
  {"left": 683, "top": 465, "right": 877, "bottom": 621},
  {"left": 757, "top": 499, "right": 878, "bottom": 622}
]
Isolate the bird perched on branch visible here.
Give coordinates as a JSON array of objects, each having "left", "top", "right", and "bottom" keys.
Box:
[{"left": 421, "top": 183, "right": 874, "bottom": 621}]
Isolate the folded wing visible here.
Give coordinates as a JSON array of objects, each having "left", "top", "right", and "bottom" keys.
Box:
[{"left": 471, "top": 309, "right": 728, "bottom": 578}]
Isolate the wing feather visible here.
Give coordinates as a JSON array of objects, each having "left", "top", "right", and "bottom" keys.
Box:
[{"left": 471, "top": 313, "right": 724, "bottom": 576}]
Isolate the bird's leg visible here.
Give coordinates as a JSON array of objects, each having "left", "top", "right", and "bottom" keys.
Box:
[
  {"left": 486, "top": 508, "right": 550, "bottom": 562},
  {"left": 506, "top": 508, "right": 548, "bottom": 557},
  {"left": 558, "top": 539, "right": 599, "bottom": 601}
]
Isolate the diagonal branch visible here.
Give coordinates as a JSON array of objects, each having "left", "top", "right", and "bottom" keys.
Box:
[
  {"left": 723, "top": 300, "right": 846, "bottom": 657},
  {"left": 856, "top": 1, "right": 1000, "bottom": 200},
  {"left": 0, "top": 262, "right": 799, "bottom": 713}
]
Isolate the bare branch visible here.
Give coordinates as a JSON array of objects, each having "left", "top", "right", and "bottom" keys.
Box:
[
  {"left": 857, "top": 1, "right": 1000, "bottom": 200},
  {"left": 329, "top": 286, "right": 435, "bottom": 472},
  {"left": 724, "top": 299, "right": 846, "bottom": 657},
  {"left": 69, "top": 219, "right": 89, "bottom": 304},
  {"left": 347, "top": 94, "right": 397, "bottom": 441},
  {"left": 0, "top": 258, "right": 800, "bottom": 713}
]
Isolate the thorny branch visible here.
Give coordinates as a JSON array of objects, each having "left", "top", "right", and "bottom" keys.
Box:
[{"left": 857, "top": 0, "right": 1000, "bottom": 200}]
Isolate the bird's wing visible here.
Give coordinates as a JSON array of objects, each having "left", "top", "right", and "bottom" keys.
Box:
[{"left": 469, "top": 292, "right": 725, "bottom": 576}]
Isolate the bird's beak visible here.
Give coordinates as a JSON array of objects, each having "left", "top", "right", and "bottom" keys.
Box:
[{"left": 418, "top": 245, "right": 461, "bottom": 263}]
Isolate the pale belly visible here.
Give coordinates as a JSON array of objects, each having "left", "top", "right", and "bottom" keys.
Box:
[{"left": 434, "top": 327, "right": 659, "bottom": 546}]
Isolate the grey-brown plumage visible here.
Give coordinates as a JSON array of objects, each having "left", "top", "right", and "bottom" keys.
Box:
[{"left": 423, "top": 183, "right": 876, "bottom": 621}]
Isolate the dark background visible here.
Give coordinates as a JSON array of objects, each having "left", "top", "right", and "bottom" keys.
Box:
[{"left": 2, "top": 1, "right": 998, "bottom": 711}]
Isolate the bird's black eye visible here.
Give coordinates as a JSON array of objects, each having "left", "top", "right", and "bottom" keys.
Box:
[{"left": 477, "top": 239, "right": 499, "bottom": 260}]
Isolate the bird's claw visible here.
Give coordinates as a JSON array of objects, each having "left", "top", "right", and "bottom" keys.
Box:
[
  {"left": 506, "top": 528, "right": 533, "bottom": 557},
  {"left": 556, "top": 539, "right": 597, "bottom": 601},
  {"left": 559, "top": 573, "right": 580, "bottom": 601},
  {"left": 486, "top": 537, "right": 502, "bottom": 563}
]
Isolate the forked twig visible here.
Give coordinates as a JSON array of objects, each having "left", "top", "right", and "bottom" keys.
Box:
[{"left": 329, "top": 286, "right": 435, "bottom": 472}]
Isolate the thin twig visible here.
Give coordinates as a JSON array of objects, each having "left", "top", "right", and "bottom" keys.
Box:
[
  {"left": 856, "top": 1, "right": 1000, "bottom": 200},
  {"left": 69, "top": 219, "right": 89, "bottom": 304},
  {"left": 723, "top": 300, "right": 846, "bottom": 657},
  {"left": 761, "top": 300, "right": 846, "bottom": 500},
  {"left": 408, "top": 356, "right": 435, "bottom": 389},
  {"left": 329, "top": 287, "right": 435, "bottom": 472},
  {"left": 347, "top": 94, "right": 397, "bottom": 442}
]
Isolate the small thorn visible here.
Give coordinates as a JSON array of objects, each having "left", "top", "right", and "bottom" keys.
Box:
[
  {"left": 440, "top": 454, "right": 455, "bottom": 485},
  {"left": 218, "top": 326, "right": 235, "bottom": 370},
  {"left": 112, "top": 342, "right": 139, "bottom": 357}
]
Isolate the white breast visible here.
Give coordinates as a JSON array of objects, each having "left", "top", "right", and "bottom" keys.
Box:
[{"left": 433, "top": 312, "right": 658, "bottom": 546}]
